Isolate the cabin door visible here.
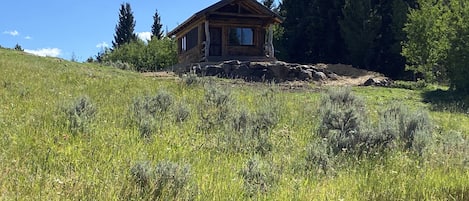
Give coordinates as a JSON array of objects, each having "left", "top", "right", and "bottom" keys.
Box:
[{"left": 209, "top": 27, "right": 222, "bottom": 56}]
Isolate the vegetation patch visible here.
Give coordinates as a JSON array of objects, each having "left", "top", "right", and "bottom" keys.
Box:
[
  {"left": 1, "top": 49, "right": 468, "bottom": 200},
  {"left": 129, "top": 160, "right": 197, "bottom": 200},
  {"left": 63, "top": 95, "right": 97, "bottom": 135}
]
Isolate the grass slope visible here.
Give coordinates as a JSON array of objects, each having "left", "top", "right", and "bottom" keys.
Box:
[{"left": 0, "top": 49, "right": 468, "bottom": 200}]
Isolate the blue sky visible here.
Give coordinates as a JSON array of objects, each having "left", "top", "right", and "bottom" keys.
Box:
[{"left": 1, "top": 0, "right": 278, "bottom": 61}]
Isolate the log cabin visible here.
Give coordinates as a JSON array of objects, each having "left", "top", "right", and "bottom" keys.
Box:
[{"left": 167, "top": 0, "right": 283, "bottom": 64}]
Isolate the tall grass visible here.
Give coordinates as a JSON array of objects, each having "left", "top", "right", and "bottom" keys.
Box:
[{"left": 0, "top": 48, "right": 468, "bottom": 200}]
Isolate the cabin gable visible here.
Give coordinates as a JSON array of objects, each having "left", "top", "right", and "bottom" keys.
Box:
[{"left": 168, "top": 0, "right": 283, "bottom": 64}]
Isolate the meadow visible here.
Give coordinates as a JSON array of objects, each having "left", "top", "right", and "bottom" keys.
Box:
[{"left": 0, "top": 48, "right": 468, "bottom": 200}]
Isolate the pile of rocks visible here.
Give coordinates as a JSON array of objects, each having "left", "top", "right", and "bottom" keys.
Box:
[{"left": 192, "top": 60, "right": 340, "bottom": 82}]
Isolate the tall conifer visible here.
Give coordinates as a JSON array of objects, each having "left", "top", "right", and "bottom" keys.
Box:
[
  {"left": 151, "top": 9, "right": 163, "bottom": 39},
  {"left": 112, "top": 3, "right": 137, "bottom": 49}
]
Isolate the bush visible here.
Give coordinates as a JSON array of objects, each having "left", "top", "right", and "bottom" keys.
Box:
[
  {"left": 198, "top": 84, "right": 233, "bottom": 133},
  {"left": 428, "top": 131, "right": 469, "bottom": 168},
  {"left": 132, "top": 90, "right": 174, "bottom": 123},
  {"left": 104, "top": 60, "right": 135, "bottom": 71},
  {"left": 391, "top": 80, "right": 428, "bottom": 90},
  {"left": 318, "top": 87, "right": 366, "bottom": 155},
  {"left": 129, "top": 160, "right": 196, "bottom": 200},
  {"left": 307, "top": 88, "right": 433, "bottom": 175},
  {"left": 101, "top": 38, "right": 177, "bottom": 72},
  {"left": 182, "top": 74, "right": 201, "bottom": 87},
  {"left": 138, "top": 118, "right": 155, "bottom": 139},
  {"left": 153, "top": 161, "right": 195, "bottom": 200},
  {"left": 174, "top": 102, "right": 191, "bottom": 123},
  {"left": 132, "top": 90, "right": 174, "bottom": 138},
  {"left": 130, "top": 161, "right": 152, "bottom": 189},
  {"left": 64, "top": 96, "right": 97, "bottom": 135},
  {"left": 223, "top": 108, "right": 273, "bottom": 155},
  {"left": 378, "top": 104, "right": 432, "bottom": 156},
  {"left": 305, "top": 139, "right": 334, "bottom": 175},
  {"left": 239, "top": 157, "right": 276, "bottom": 197}
]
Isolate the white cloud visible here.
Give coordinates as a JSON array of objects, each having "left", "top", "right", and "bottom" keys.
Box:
[
  {"left": 24, "top": 36, "right": 32, "bottom": 40},
  {"left": 96, "top": 41, "right": 109, "bottom": 49},
  {"left": 25, "top": 48, "right": 61, "bottom": 57},
  {"left": 137, "top": 32, "right": 152, "bottom": 42},
  {"left": 3, "top": 30, "right": 19, "bottom": 36}
]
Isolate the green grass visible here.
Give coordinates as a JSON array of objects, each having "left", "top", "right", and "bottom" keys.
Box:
[{"left": 1, "top": 48, "right": 468, "bottom": 200}]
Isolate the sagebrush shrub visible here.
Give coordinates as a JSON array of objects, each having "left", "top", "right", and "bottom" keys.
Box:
[
  {"left": 223, "top": 108, "right": 273, "bottom": 155},
  {"left": 133, "top": 90, "right": 174, "bottom": 122},
  {"left": 428, "top": 131, "right": 469, "bottom": 167},
  {"left": 239, "top": 157, "right": 276, "bottom": 197},
  {"left": 105, "top": 60, "right": 135, "bottom": 71},
  {"left": 305, "top": 139, "right": 334, "bottom": 175},
  {"left": 198, "top": 84, "right": 233, "bottom": 132},
  {"left": 174, "top": 102, "right": 191, "bottom": 123},
  {"left": 153, "top": 160, "right": 195, "bottom": 200},
  {"left": 64, "top": 95, "right": 96, "bottom": 135},
  {"left": 219, "top": 89, "right": 280, "bottom": 155},
  {"left": 378, "top": 104, "right": 432, "bottom": 155},
  {"left": 132, "top": 90, "right": 174, "bottom": 138},
  {"left": 182, "top": 74, "right": 200, "bottom": 86},
  {"left": 129, "top": 160, "right": 196, "bottom": 200},
  {"left": 311, "top": 88, "right": 433, "bottom": 172},
  {"left": 318, "top": 87, "right": 366, "bottom": 155},
  {"left": 138, "top": 118, "right": 155, "bottom": 139},
  {"left": 131, "top": 161, "right": 152, "bottom": 189}
]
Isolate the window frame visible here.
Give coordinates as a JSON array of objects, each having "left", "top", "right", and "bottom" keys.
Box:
[{"left": 228, "top": 27, "right": 254, "bottom": 46}]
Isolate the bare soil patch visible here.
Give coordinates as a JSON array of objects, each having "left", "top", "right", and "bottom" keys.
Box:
[{"left": 143, "top": 63, "right": 389, "bottom": 88}]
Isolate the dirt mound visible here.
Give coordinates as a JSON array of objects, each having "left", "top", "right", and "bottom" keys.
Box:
[
  {"left": 315, "top": 63, "right": 390, "bottom": 86},
  {"left": 157, "top": 61, "right": 391, "bottom": 86}
]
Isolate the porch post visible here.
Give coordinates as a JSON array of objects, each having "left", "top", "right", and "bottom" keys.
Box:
[
  {"left": 268, "top": 25, "right": 274, "bottom": 58},
  {"left": 204, "top": 21, "right": 210, "bottom": 61}
]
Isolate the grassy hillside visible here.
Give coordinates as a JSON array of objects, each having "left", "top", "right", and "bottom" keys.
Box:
[{"left": 0, "top": 48, "right": 468, "bottom": 200}]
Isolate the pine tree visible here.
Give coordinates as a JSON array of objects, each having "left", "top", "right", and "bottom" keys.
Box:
[
  {"left": 14, "top": 43, "right": 23, "bottom": 51},
  {"left": 261, "top": 0, "right": 275, "bottom": 9},
  {"left": 339, "top": 0, "right": 382, "bottom": 69},
  {"left": 112, "top": 3, "right": 137, "bottom": 49},
  {"left": 282, "top": 0, "right": 345, "bottom": 64},
  {"left": 151, "top": 9, "right": 163, "bottom": 40}
]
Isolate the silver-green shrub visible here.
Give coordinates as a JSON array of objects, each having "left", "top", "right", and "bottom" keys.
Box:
[
  {"left": 174, "top": 102, "right": 191, "bottom": 123},
  {"left": 308, "top": 88, "right": 434, "bottom": 173},
  {"left": 64, "top": 95, "right": 97, "bottom": 135},
  {"left": 223, "top": 108, "right": 273, "bottom": 155},
  {"left": 198, "top": 84, "right": 233, "bottom": 133},
  {"left": 129, "top": 160, "right": 196, "bottom": 200},
  {"left": 239, "top": 157, "right": 276, "bottom": 197},
  {"left": 378, "top": 104, "right": 432, "bottom": 156},
  {"left": 318, "top": 87, "right": 366, "bottom": 155},
  {"left": 132, "top": 90, "right": 174, "bottom": 138}
]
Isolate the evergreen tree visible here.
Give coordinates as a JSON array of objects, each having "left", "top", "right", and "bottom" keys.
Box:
[
  {"left": 112, "top": 3, "right": 137, "bottom": 49},
  {"left": 362, "top": 0, "right": 414, "bottom": 77},
  {"left": 151, "top": 9, "right": 164, "bottom": 40},
  {"left": 339, "top": 0, "right": 382, "bottom": 69},
  {"left": 14, "top": 43, "right": 23, "bottom": 51},
  {"left": 282, "top": 0, "right": 345, "bottom": 64},
  {"left": 261, "top": 0, "right": 275, "bottom": 9}
]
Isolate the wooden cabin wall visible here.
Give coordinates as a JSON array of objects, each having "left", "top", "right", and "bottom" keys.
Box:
[
  {"left": 175, "top": 16, "right": 274, "bottom": 63},
  {"left": 175, "top": 19, "right": 205, "bottom": 64}
]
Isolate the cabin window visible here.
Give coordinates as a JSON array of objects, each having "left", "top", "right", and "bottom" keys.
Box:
[
  {"left": 181, "top": 36, "right": 187, "bottom": 52},
  {"left": 179, "top": 27, "right": 198, "bottom": 53},
  {"left": 229, "top": 28, "right": 254, "bottom": 46}
]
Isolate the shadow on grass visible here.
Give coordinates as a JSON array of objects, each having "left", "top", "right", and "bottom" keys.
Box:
[{"left": 422, "top": 89, "right": 469, "bottom": 113}]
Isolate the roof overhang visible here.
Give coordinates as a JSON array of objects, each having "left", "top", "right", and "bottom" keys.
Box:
[{"left": 167, "top": 0, "right": 283, "bottom": 37}]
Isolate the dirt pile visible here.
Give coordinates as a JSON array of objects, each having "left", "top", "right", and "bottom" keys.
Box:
[{"left": 180, "top": 60, "right": 391, "bottom": 86}]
